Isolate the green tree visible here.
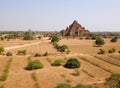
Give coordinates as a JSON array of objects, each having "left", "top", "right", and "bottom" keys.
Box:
[
  {"left": 95, "top": 37, "right": 105, "bottom": 46},
  {"left": 65, "top": 58, "right": 80, "bottom": 69},
  {"left": 23, "top": 32, "right": 34, "bottom": 40},
  {"left": 111, "top": 37, "right": 118, "bottom": 43},
  {"left": 51, "top": 35, "right": 59, "bottom": 43}
]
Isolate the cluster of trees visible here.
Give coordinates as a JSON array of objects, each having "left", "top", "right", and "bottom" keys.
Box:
[{"left": 51, "top": 35, "right": 69, "bottom": 53}]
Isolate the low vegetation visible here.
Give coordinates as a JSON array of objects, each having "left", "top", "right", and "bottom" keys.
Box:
[
  {"left": 54, "top": 83, "right": 93, "bottom": 88},
  {"left": 64, "top": 58, "right": 80, "bottom": 69},
  {"left": 0, "top": 58, "right": 12, "bottom": 81},
  {"left": 17, "top": 50, "right": 27, "bottom": 55},
  {"left": 52, "top": 59, "right": 65, "bottom": 66},
  {"left": 34, "top": 53, "right": 41, "bottom": 57},
  {"left": 98, "top": 49, "right": 105, "bottom": 54},
  {"left": 72, "top": 69, "right": 80, "bottom": 76},
  {"left": 6, "top": 52, "right": 13, "bottom": 56},
  {"left": 110, "top": 37, "right": 118, "bottom": 43},
  {"left": 0, "top": 85, "right": 5, "bottom": 88},
  {"left": 105, "top": 74, "right": 120, "bottom": 88},
  {"left": 108, "top": 48, "right": 116, "bottom": 53},
  {"left": 31, "top": 72, "right": 40, "bottom": 88},
  {"left": 43, "top": 51, "right": 49, "bottom": 56},
  {"left": 95, "top": 37, "right": 105, "bottom": 46},
  {"left": 26, "top": 60, "right": 43, "bottom": 70},
  {"left": 51, "top": 35, "right": 59, "bottom": 43},
  {"left": 0, "top": 46, "right": 4, "bottom": 54}
]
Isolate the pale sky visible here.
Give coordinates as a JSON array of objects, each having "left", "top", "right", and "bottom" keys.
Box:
[{"left": 0, "top": 0, "right": 120, "bottom": 32}]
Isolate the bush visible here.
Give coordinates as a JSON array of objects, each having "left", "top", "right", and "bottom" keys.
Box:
[
  {"left": 6, "top": 52, "right": 12, "bottom": 56},
  {"left": 57, "top": 45, "right": 68, "bottom": 52},
  {"left": 17, "top": 50, "right": 27, "bottom": 55},
  {"left": 73, "top": 84, "right": 93, "bottom": 88},
  {"left": 95, "top": 37, "right": 105, "bottom": 46},
  {"left": 111, "top": 37, "right": 118, "bottom": 43},
  {"left": 43, "top": 51, "right": 49, "bottom": 56},
  {"left": 0, "top": 73, "right": 7, "bottom": 81},
  {"left": 26, "top": 60, "right": 43, "bottom": 70},
  {"left": 118, "top": 51, "right": 120, "bottom": 53},
  {"left": 64, "top": 58, "right": 80, "bottom": 69},
  {"left": 0, "top": 46, "right": 4, "bottom": 54},
  {"left": 72, "top": 69, "right": 80, "bottom": 76},
  {"left": 108, "top": 48, "right": 115, "bottom": 53},
  {"left": 98, "top": 49, "right": 105, "bottom": 54},
  {"left": 34, "top": 53, "right": 41, "bottom": 57},
  {"left": 105, "top": 74, "right": 120, "bottom": 88},
  {"left": 54, "top": 83, "right": 72, "bottom": 88},
  {"left": 51, "top": 35, "right": 59, "bottom": 43},
  {"left": 52, "top": 59, "right": 65, "bottom": 66}
]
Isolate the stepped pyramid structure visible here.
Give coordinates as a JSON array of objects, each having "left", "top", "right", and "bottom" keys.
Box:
[{"left": 61, "top": 20, "right": 89, "bottom": 37}]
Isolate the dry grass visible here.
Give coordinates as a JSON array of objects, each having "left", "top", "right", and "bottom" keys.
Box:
[
  {"left": 0, "top": 38, "right": 120, "bottom": 88},
  {"left": 58, "top": 38, "right": 120, "bottom": 55}
]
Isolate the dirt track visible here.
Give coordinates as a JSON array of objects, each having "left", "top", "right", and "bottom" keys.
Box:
[{"left": 5, "top": 39, "right": 48, "bottom": 50}]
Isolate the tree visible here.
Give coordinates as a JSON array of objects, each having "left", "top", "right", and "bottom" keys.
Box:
[
  {"left": 0, "top": 47, "right": 4, "bottom": 54},
  {"left": 51, "top": 35, "right": 59, "bottom": 43},
  {"left": 65, "top": 58, "right": 80, "bottom": 69},
  {"left": 95, "top": 37, "right": 105, "bottom": 46},
  {"left": 23, "top": 32, "right": 34, "bottom": 40},
  {"left": 111, "top": 37, "right": 118, "bottom": 43}
]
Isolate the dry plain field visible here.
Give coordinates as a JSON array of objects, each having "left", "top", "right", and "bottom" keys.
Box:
[{"left": 0, "top": 38, "right": 120, "bottom": 88}]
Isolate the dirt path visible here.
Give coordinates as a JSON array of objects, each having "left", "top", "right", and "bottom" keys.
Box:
[{"left": 5, "top": 39, "right": 49, "bottom": 50}]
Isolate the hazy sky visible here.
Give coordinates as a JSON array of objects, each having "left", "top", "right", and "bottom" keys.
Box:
[{"left": 0, "top": 0, "right": 120, "bottom": 32}]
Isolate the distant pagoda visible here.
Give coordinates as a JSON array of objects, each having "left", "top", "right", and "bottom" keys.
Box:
[{"left": 61, "top": 20, "right": 90, "bottom": 37}]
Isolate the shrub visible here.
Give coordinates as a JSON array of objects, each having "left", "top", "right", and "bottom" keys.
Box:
[
  {"left": 72, "top": 69, "right": 80, "bottom": 76},
  {"left": 6, "top": 52, "right": 12, "bottom": 56},
  {"left": 17, "top": 50, "right": 27, "bottom": 55},
  {"left": 105, "top": 74, "right": 120, "bottom": 88},
  {"left": 95, "top": 37, "right": 105, "bottom": 46},
  {"left": 66, "top": 50, "right": 70, "bottom": 54},
  {"left": 73, "top": 84, "right": 93, "bottom": 88},
  {"left": 111, "top": 37, "right": 118, "bottom": 43},
  {"left": 26, "top": 60, "right": 43, "bottom": 70},
  {"left": 0, "top": 73, "right": 7, "bottom": 81},
  {"left": 54, "top": 83, "right": 72, "bottom": 88},
  {"left": 64, "top": 58, "right": 80, "bottom": 69},
  {"left": 43, "top": 51, "right": 49, "bottom": 56},
  {"left": 0, "top": 46, "right": 4, "bottom": 54},
  {"left": 118, "top": 51, "right": 120, "bottom": 53},
  {"left": 108, "top": 48, "right": 115, "bottom": 53},
  {"left": 98, "top": 49, "right": 105, "bottom": 54},
  {"left": 51, "top": 35, "right": 59, "bottom": 43},
  {"left": 0, "top": 85, "right": 5, "bottom": 88},
  {"left": 34, "top": 53, "right": 41, "bottom": 57},
  {"left": 57, "top": 45, "right": 68, "bottom": 52},
  {"left": 52, "top": 59, "right": 65, "bottom": 66}
]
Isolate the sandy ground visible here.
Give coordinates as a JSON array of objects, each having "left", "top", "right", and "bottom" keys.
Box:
[
  {"left": 58, "top": 38, "right": 120, "bottom": 55},
  {"left": 0, "top": 38, "right": 120, "bottom": 88}
]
